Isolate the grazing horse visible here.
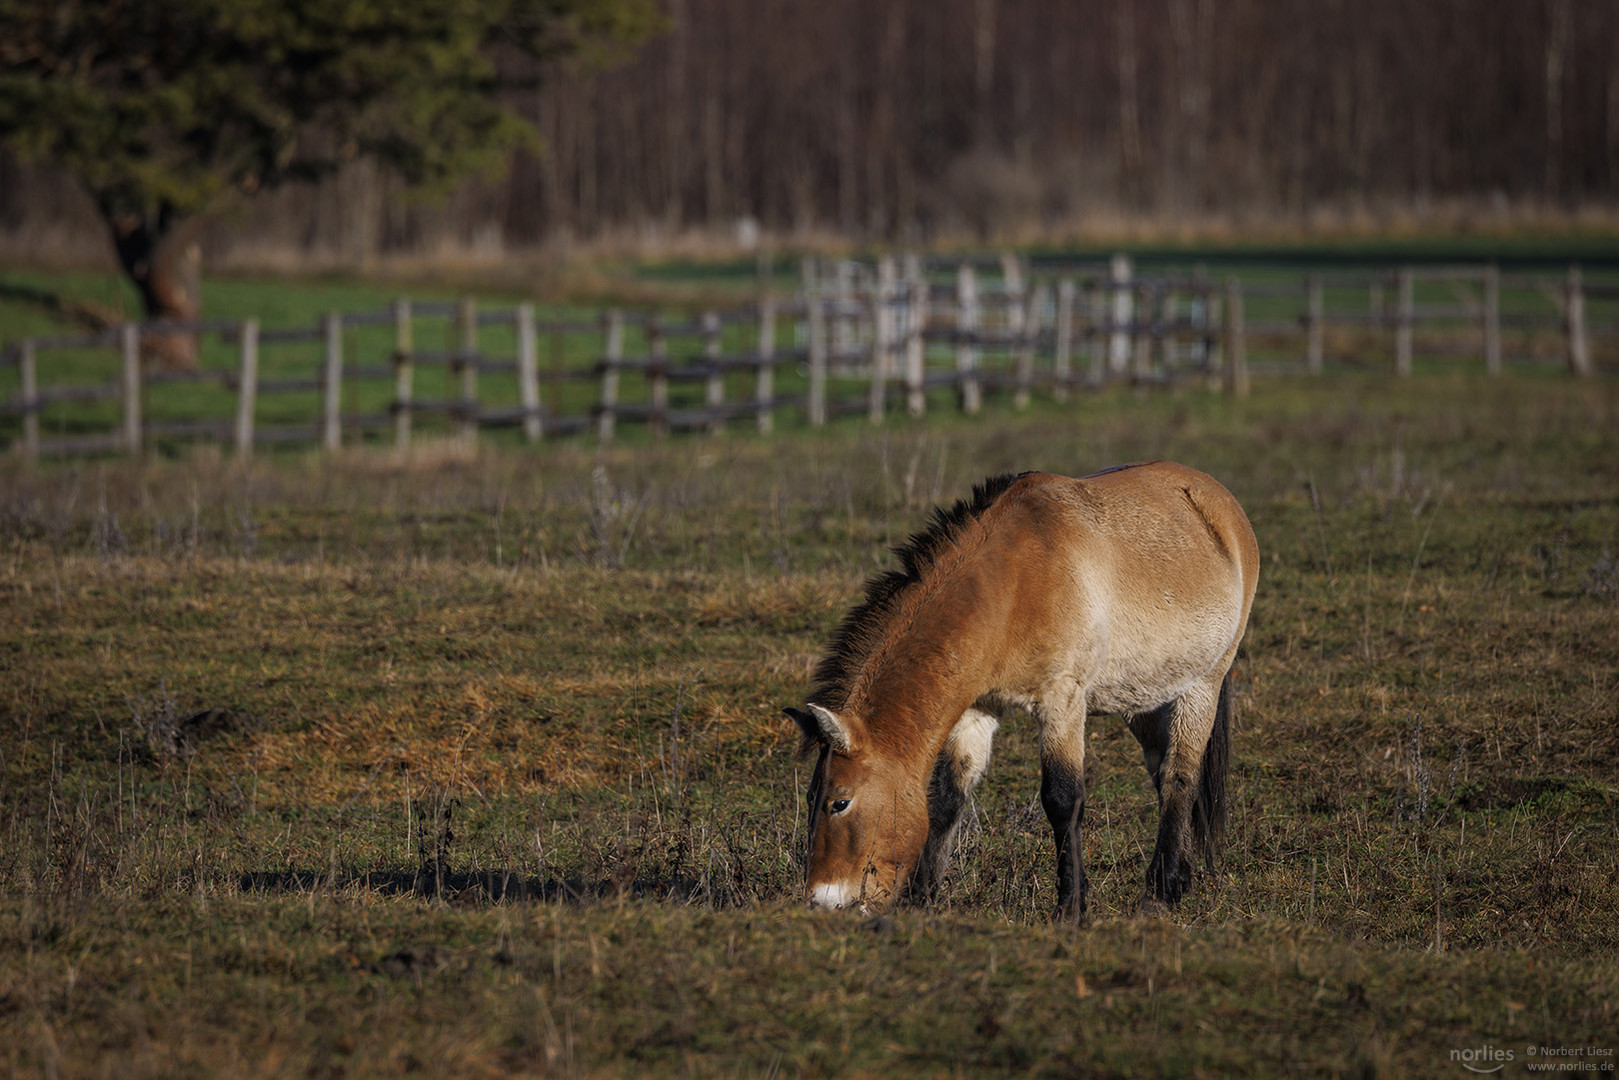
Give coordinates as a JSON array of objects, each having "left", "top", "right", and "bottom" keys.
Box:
[{"left": 785, "top": 462, "right": 1259, "bottom": 920}]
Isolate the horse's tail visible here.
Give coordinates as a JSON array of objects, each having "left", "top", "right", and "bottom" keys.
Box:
[{"left": 1192, "top": 672, "right": 1232, "bottom": 866}]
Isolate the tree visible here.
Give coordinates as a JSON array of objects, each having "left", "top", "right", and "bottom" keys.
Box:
[{"left": 0, "top": 0, "right": 659, "bottom": 367}]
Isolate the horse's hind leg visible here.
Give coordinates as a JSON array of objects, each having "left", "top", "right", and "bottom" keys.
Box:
[
  {"left": 1127, "top": 704, "right": 1174, "bottom": 795},
  {"left": 912, "top": 708, "right": 998, "bottom": 902},
  {"left": 1135, "top": 672, "right": 1226, "bottom": 913}
]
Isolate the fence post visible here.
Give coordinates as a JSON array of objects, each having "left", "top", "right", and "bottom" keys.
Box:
[
  {"left": 1195, "top": 267, "right": 1216, "bottom": 376},
  {"left": 455, "top": 296, "right": 478, "bottom": 444},
  {"left": 1395, "top": 268, "right": 1414, "bottom": 377},
  {"left": 648, "top": 316, "right": 668, "bottom": 437},
  {"left": 1053, "top": 279, "right": 1075, "bottom": 402},
  {"left": 799, "top": 256, "right": 818, "bottom": 348},
  {"left": 1087, "top": 280, "right": 1107, "bottom": 386},
  {"left": 1109, "top": 253, "right": 1134, "bottom": 376},
  {"left": 1015, "top": 284, "right": 1043, "bottom": 409},
  {"left": 234, "top": 318, "right": 259, "bottom": 458},
  {"left": 1160, "top": 287, "right": 1180, "bottom": 375},
  {"left": 703, "top": 310, "right": 724, "bottom": 435},
  {"left": 1000, "top": 252, "right": 1025, "bottom": 296},
  {"left": 869, "top": 258, "right": 894, "bottom": 424},
  {"left": 807, "top": 293, "right": 827, "bottom": 427},
  {"left": 905, "top": 263, "right": 928, "bottom": 418},
  {"left": 1566, "top": 265, "right": 1592, "bottom": 377},
  {"left": 1482, "top": 265, "right": 1501, "bottom": 376},
  {"left": 322, "top": 312, "right": 342, "bottom": 451},
  {"left": 1221, "top": 279, "right": 1249, "bottom": 398},
  {"left": 956, "top": 262, "right": 981, "bottom": 415},
  {"left": 598, "top": 310, "right": 623, "bottom": 442},
  {"left": 517, "top": 302, "right": 542, "bottom": 442},
  {"left": 20, "top": 340, "right": 38, "bottom": 463},
  {"left": 1002, "top": 256, "right": 1033, "bottom": 408},
  {"left": 834, "top": 259, "right": 855, "bottom": 359},
  {"left": 756, "top": 297, "right": 776, "bottom": 433},
  {"left": 392, "top": 299, "right": 413, "bottom": 451},
  {"left": 1132, "top": 281, "right": 1155, "bottom": 382},
  {"left": 1306, "top": 275, "right": 1325, "bottom": 375},
  {"left": 120, "top": 323, "right": 142, "bottom": 454}
]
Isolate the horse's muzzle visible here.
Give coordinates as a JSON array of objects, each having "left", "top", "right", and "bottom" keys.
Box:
[{"left": 807, "top": 882, "right": 858, "bottom": 910}]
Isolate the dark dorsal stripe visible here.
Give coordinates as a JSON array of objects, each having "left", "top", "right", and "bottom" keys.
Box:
[
  {"left": 1081, "top": 460, "right": 1157, "bottom": 479},
  {"left": 810, "top": 472, "right": 1028, "bottom": 713}
]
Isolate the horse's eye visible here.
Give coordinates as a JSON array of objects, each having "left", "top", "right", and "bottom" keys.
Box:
[{"left": 829, "top": 798, "right": 851, "bottom": 814}]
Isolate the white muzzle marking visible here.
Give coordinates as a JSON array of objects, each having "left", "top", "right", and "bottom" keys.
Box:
[{"left": 808, "top": 882, "right": 857, "bottom": 910}]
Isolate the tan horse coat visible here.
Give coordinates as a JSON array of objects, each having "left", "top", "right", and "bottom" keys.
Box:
[{"left": 788, "top": 461, "right": 1259, "bottom": 918}]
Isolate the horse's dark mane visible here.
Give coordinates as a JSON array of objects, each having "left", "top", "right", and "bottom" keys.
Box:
[{"left": 809, "top": 472, "right": 1028, "bottom": 719}]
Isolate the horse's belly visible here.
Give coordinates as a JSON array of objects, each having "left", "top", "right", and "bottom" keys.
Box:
[
  {"left": 1085, "top": 657, "right": 1211, "bottom": 714},
  {"left": 1076, "top": 598, "right": 1243, "bottom": 715}
]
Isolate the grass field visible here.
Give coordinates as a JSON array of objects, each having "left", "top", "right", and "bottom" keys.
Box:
[{"left": 2, "top": 274, "right": 1619, "bottom": 1075}]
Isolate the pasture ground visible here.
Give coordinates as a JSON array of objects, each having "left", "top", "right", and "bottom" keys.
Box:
[{"left": 1, "top": 372, "right": 1617, "bottom": 1077}]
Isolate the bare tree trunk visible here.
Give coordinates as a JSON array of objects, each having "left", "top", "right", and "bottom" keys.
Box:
[
  {"left": 578, "top": 83, "right": 599, "bottom": 231},
  {"left": 869, "top": 4, "right": 904, "bottom": 236},
  {"left": 1349, "top": 12, "right": 1378, "bottom": 200},
  {"left": 1117, "top": 3, "right": 1144, "bottom": 205},
  {"left": 1168, "top": 0, "right": 1212, "bottom": 210},
  {"left": 704, "top": 67, "right": 724, "bottom": 223},
  {"left": 1609, "top": 55, "right": 1619, "bottom": 188},
  {"left": 103, "top": 204, "right": 202, "bottom": 371},
  {"left": 1544, "top": 0, "right": 1571, "bottom": 199},
  {"left": 974, "top": 0, "right": 997, "bottom": 146},
  {"left": 837, "top": 60, "right": 858, "bottom": 234},
  {"left": 665, "top": 0, "right": 689, "bottom": 228}
]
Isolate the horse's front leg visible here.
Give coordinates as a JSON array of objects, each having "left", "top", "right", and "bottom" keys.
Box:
[
  {"left": 911, "top": 708, "right": 998, "bottom": 902},
  {"left": 1037, "top": 689, "right": 1088, "bottom": 923}
]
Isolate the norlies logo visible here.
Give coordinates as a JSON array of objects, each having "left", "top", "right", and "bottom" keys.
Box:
[{"left": 1453, "top": 1046, "right": 1516, "bottom": 1073}]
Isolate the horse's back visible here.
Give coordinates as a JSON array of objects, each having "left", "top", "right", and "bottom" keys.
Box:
[
  {"left": 1017, "top": 462, "right": 1256, "bottom": 587},
  {"left": 992, "top": 463, "right": 1258, "bottom": 710}
]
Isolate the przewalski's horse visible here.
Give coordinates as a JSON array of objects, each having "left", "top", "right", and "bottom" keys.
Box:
[{"left": 785, "top": 462, "right": 1259, "bottom": 920}]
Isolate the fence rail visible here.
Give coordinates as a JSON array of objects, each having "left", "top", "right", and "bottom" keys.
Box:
[{"left": 2, "top": 255, "right": 1611, "bottom": 461}]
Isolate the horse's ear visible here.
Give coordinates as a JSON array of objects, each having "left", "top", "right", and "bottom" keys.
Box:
[
  {"left": 784, "top": 707, "right": 818, "bottom": 741},
  {"left": 807, "top": 704, "right": 854, "bottom": 752},
  {"left": 783, "top": 704, "right": 856, "bottom": 754}
]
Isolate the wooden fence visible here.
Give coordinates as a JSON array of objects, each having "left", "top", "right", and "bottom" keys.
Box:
[{"left": 1, "top": 256, "right": 1610, "bottom": 461}]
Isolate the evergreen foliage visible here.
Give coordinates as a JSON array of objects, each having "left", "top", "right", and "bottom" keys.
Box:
[{"left": 0, "top": 0, "right": 659, "bottom": 329}]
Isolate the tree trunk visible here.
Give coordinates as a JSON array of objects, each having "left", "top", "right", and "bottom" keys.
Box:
[
  {"left": 104, "top": 205, "right": 202, "bottom": 371},
  {"left": 1116, "top": 3, "right": 1144, "bottom": 206},
  {"left": 1544, "top": 0, "right": 1570, "bottom": 200}
]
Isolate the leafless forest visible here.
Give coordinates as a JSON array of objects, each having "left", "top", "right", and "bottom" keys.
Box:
[{"left": 4, "top": 0, "right": 1617, "bottom": 265}]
